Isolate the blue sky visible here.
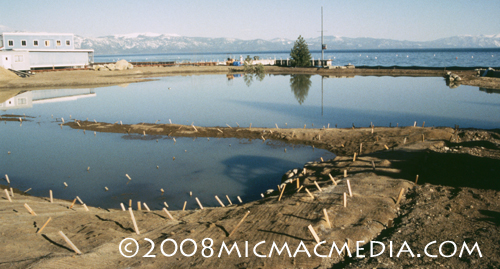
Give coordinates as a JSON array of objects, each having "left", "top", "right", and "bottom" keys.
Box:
[{"left": 1, "top": 0, "right": 499, "bottom": 41}]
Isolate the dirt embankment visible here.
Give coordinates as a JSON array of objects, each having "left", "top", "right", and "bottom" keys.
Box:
[
  {"left": 1, "top": 121, "right": 498, "bottom": 268},
  {"left": 1, "top": 65, "right": 498, "bottom": 91}
]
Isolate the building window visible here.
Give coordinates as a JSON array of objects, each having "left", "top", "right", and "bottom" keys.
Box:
[
  {"left": 56, "top": 40, "right": 61, "bottom": 46},
  {"left": 66, "top": 40, "right": 71, "bottom": 46},
  {"left": 8, "top": 40, "right": 14, "bottom": 46},
  {"left": 34, "top": 40, "right": 39, "bottom": 46},
  {"left": 21, "top": 40, "right": 27, "bottom": 46},
  {"left": 45, "top": 40, "right": 50, "bottom": 47},
  {"left": 18, "top": 98, "right": 27, "bottom": 105},
  {"left": 14, "top": 55, "right": 24, "bottom": 62}
]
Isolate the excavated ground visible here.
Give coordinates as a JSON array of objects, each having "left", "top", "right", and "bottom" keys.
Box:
[{"left": 1, "top": 121, "right": 499, "bottom": 268}]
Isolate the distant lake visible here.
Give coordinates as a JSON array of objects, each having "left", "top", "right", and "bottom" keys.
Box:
[{"left": 95, "top": 48, "right": 500, "bottom": 68}]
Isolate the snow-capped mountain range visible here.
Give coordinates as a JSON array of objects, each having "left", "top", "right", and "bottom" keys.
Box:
[{"left": 74, "top": 34, "right": 500, "bottom": 55}]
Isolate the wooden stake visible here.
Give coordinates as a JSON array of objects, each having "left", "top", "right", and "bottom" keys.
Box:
[
  {"left": 277, "top": 184, "right": 281, "bottom": 192},
  {"left": 76, "top": 196, "right": 83, "bottom": 204},
  {"left": 296, "top": 185, "right": 304, "bottom": 193},
  {"left": 384, "top": 144, "right": 389, "bottom": 150},
  {"left": 24, "top": 203, "right": 36, "bottom": 215},
  {"left": 163, "top": 207, "right": 175, "bottom": 220},
  {"left": 278, "top": 184, "right": 286, "bottom": 201},
  {"left": 296, "top": 178, "right": 300, "bottom": 189},
  {"left": 125, "top": 174, "right": 131, "bottom": 180},
  {"left": 415, "top": 174, "right": 419, "bottom": 184},
  {"left": 37, "top": 217, "right": 52, "bottom": 234},
  {"left": 4, "top": 189, "right": 12, "bottom": 202},
  {"left": 58, "top": 231, "right": 82, "bottom": 255},
  {"left": 69, "top": 198, "right": 77, "bottom": 209},
  {"left": 304, "top": 188, "right": 315, "bottom": 199},
  {"left": 249, "top": 123, "right": 252, "bottom": 129},
  {"left": 228, "top": 211, "right": 250, "bottom": 237},
  {"left": 183, "top": 201, "right": 187, "bottom": 211},
  {"left": 226, "top": 195, "right": 233, "bottom": 205},
  {"left": 347, "top": 179, "right": 353, "bottom": 197},
  {"left": 24, "top": 188, "right": 31, "bottom": 193},
  {"left": 195, "top": 197, "right": 204, "bottom": 210},
  {"left": 313, "top": 181, "right": 322, "bottom": 192},
  {"left": 307, "top": 224, "right": 321, "bottom": 244},
  {"left": 422, "top": 121, "right": 425, "bottom": 127},
  {"left": 329, "top": 174, "right": 337, "bottom": 185},
  {"left": 352, "top": 153, "right": 357, "bottom": 162},
  {"left": 323, "top": 209, "right": 332, "bottom": 228},
  {"left": 63, "top": 182, "right": 68, "bottom": 187},
  {"left": 343, "top": 192, "right": 347, "bottom": 207},
  {"left": 360, "top": 143, "right": 362, "bottom": 155},
  {"left": 422, "top": 134, "right": 425, "bottom": 142},
  {"left": 143, "top": 202, "right": 151, "bottom": 211},
  {"left": 137, "top": 201, "right": 141, "bottom": 210},
  {"left": 120, "top": 203, "right": 126, "bottom": 211},
  {"left": 344, "top": 170, "right": 347, "bottom": 178},
  {"left": 164, "top": 202, "right": 169, "bottom": 208},
  {"left": 128, "top": 208, "right": 140, "bottom": 235},
  {"left": 10, "top": 187, "right": 14, "bottom": 197},
  {"left": 192, "top": 125, "right": 198, "bottom": 132},
  {"left": 275, "top": 123, "right": 279, "bottom": 129},
  {"left": 261, "top": 193, "right": 264, "bottom": 198},
  {"left": 237, "top": 196, "right": 243, "bottom": 203},
  {"left": 395, "top": 188, "right": 405, "bottom": 205},
  {"left": 215, "top": 195, "right": 225, "bottom": 207},
  {"left": 320, "top": 157, "right": 324, "bottom": 162},
  {"left": 83, "top": 204, "right": 89, "bottom": 211},
  {"left": 128, "top": 199, "right": 132, "bottom": 208},
  {"left": 5, "top": 174, "right": 10, "bottom": 184}
]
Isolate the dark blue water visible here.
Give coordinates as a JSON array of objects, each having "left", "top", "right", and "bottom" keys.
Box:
[{"left": 95, "top": 48, "right": 500, "bottom": 68}]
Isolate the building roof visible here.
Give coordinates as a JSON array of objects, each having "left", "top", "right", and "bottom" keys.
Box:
[{"left": 1, "top": 32, "right": 74, "bottom": 36}]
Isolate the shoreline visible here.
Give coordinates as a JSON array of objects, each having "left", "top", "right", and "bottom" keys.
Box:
[
  {"left": 1, "top": 65, "right": 499, "bottom": 91},
  {"left": 1, "top": 67, "right": 500, "bottom": 267},
  {"left": 2, "top": 120, "right": 499, "bottom": 267}
]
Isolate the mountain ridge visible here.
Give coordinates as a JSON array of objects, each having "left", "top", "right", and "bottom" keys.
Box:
[{"left": 73, "top": 34, "right": 500, "bottom": 55}]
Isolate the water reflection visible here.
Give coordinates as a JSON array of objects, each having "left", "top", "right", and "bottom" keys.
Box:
[
  {"left": 0, "top": 88, "right": 95, "bottom": 111},
  {"left": 290, "top": 74, "right": 312, "bottom": 104},
  {"left": 243, "top": 73, "right": 266, "bottom": 87},
  {"left": 479, "top": 87, "right": 500, "bottom": 94}
]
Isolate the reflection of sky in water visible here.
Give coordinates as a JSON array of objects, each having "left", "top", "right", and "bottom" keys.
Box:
[
  {"left": 1, "top": 74, "right": 500, "bottom": 209},
  {"left": 3, "top": 75, "right": 500, "bottom": 129},
  {"left": 0, "top": 122, "right": 332, "bottom": 209}
]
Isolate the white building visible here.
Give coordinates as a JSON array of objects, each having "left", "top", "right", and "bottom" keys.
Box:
[{"left": 0, "top": 32, "right": 93, "bottom": 70}]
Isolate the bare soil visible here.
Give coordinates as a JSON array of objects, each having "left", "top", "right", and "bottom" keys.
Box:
[{"left": 1, "top": 121, "right": 499, "bottom": 268}]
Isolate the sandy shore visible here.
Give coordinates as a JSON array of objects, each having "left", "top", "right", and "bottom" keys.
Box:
[
  {"left": 1, "top": 122, "right": 499, "bottom": 268},
  {"left": 0, "top": 65, "right": 498, "bottom": 91}
]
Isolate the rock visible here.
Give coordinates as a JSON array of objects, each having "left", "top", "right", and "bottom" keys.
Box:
[
  {"left": 115, "top": 59, "right": 133, "bottom": 70},
  {"left": 105, "top": 64, "right": 116, "bottom": 70}
]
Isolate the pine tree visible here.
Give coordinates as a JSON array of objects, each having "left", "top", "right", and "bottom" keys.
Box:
[{"left": 290, "top": 35, "right": 311, "bottom": 67}]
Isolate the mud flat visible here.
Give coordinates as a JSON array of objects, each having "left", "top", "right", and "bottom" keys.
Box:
[
  {"left": 1, "top": 121, "right": 499, "bottom": 268},
  {"left": 1, "top": 66, "right": 499, "bottom": 90}
]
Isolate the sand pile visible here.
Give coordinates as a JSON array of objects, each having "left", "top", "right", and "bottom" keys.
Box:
[{"left": 0, "top": 66, "right": 20, "bottom": 83}]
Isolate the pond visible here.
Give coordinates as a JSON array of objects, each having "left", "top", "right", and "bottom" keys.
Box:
[{"left": 1, "top": 74, "right": 499, "bottom": 209}]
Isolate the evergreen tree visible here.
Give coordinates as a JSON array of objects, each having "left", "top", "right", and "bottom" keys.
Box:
[{"left": 290, "top": 35, "right": 311, "bottom": 67}]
